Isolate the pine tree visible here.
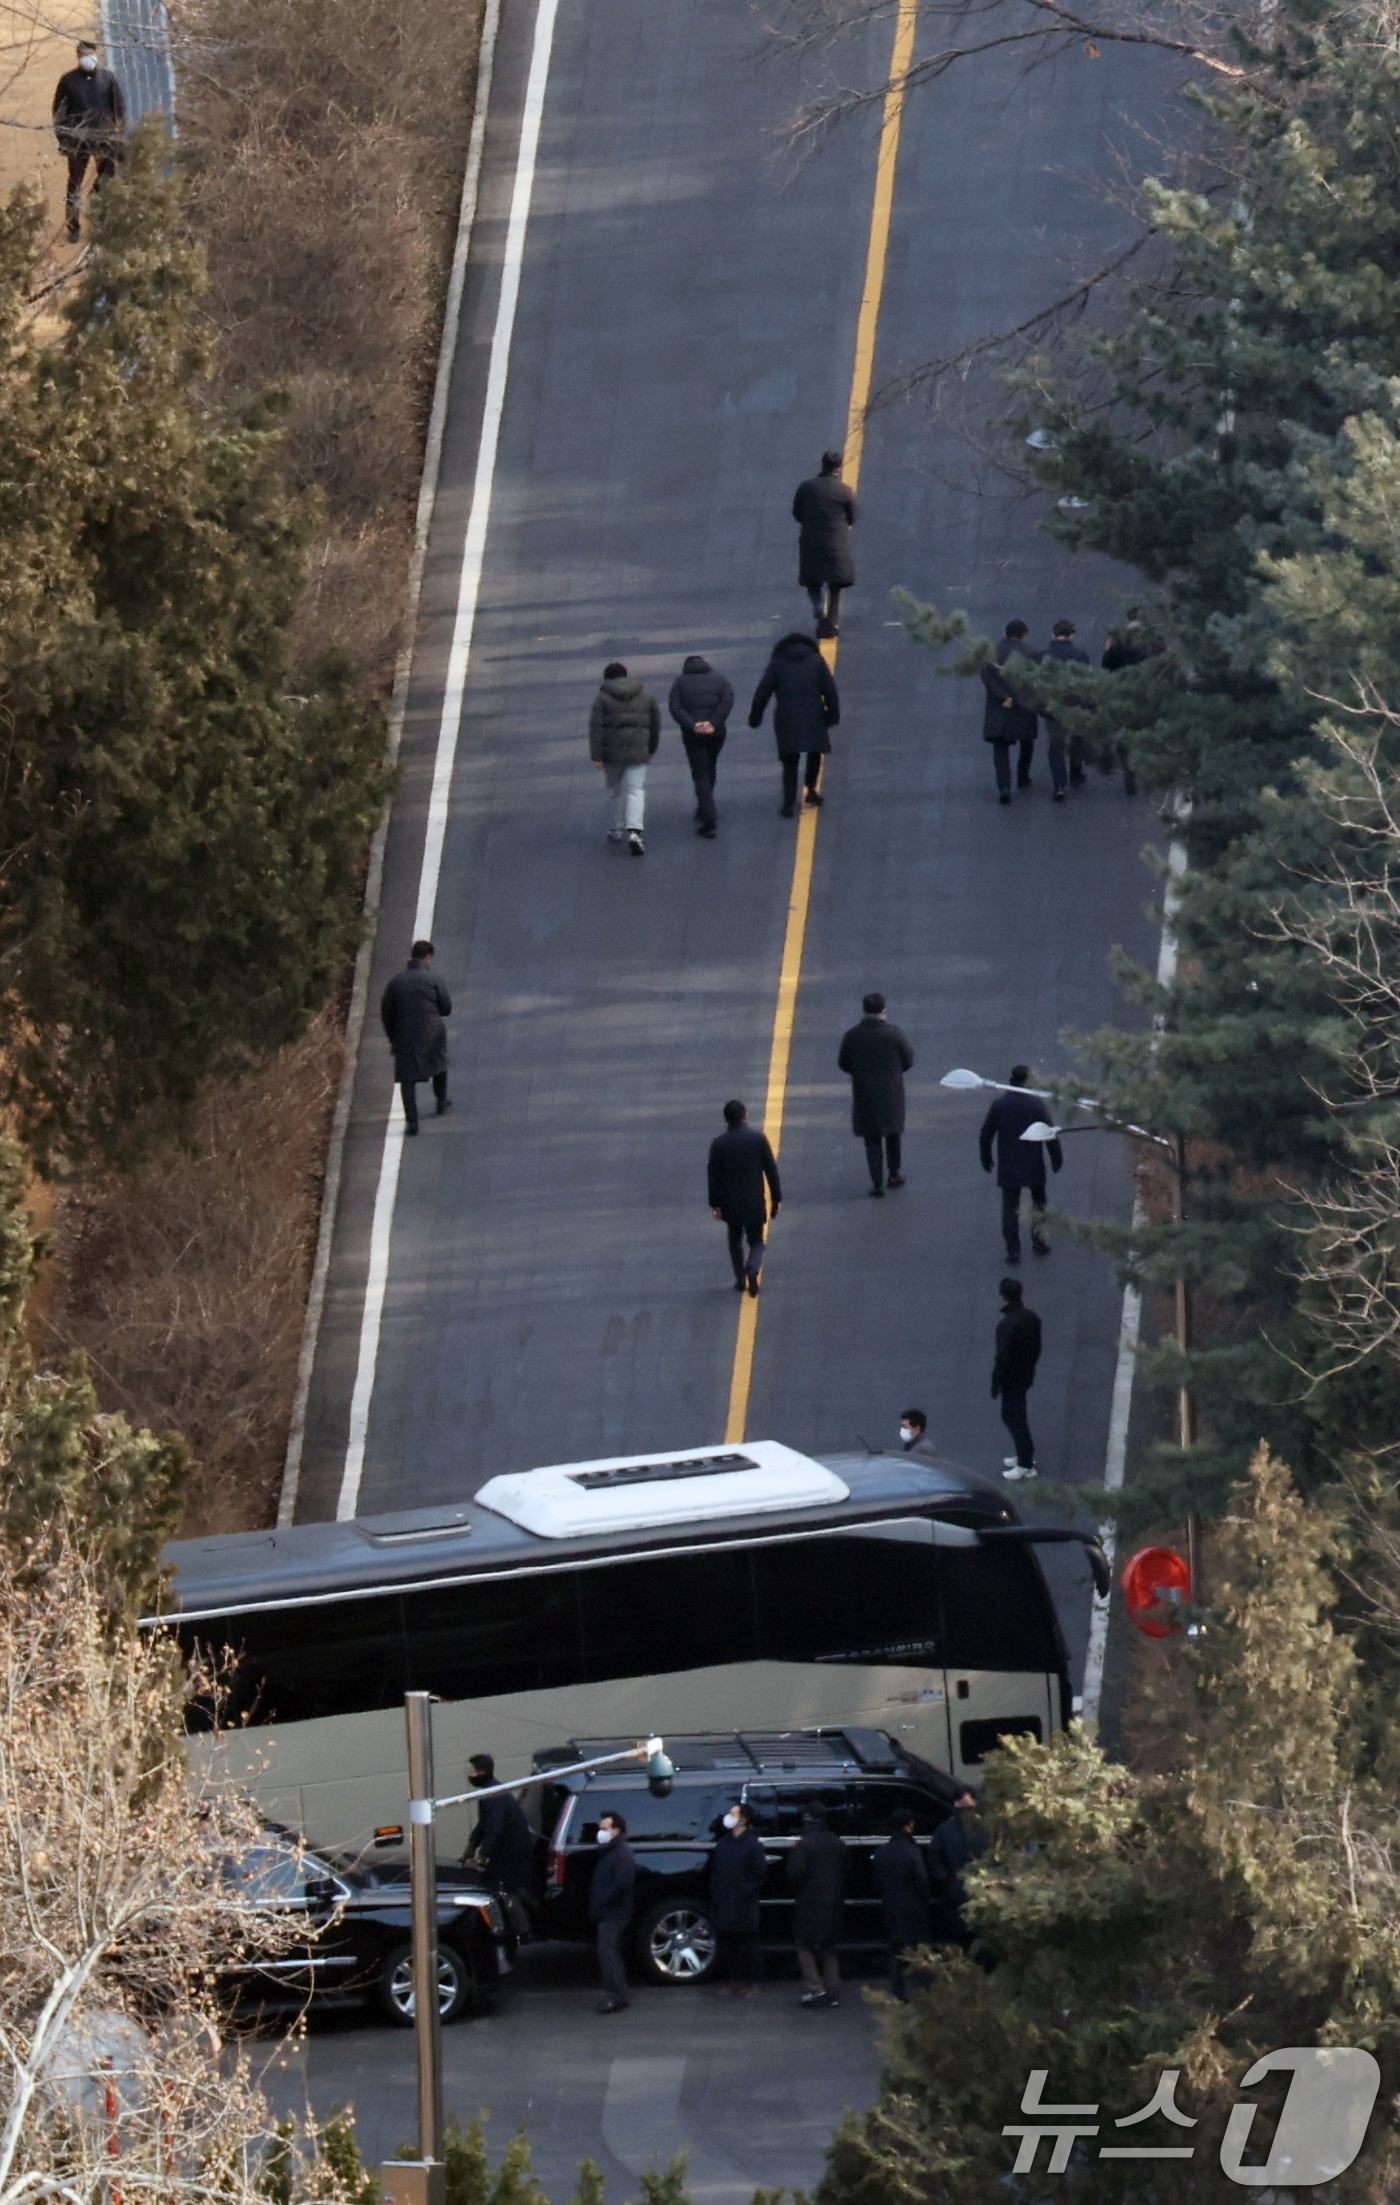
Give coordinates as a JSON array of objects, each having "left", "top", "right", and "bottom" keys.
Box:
[
  {"left": 0, "top": 131, "right": 385, "bottom": 1160},
  {"left": 813, "top": 1451, "right": 1400, "bottom": 2205}
]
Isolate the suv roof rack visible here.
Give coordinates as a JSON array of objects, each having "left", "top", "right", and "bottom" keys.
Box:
[{"left": 538, "top": 1728, "right": 913, "bottom": 1778}]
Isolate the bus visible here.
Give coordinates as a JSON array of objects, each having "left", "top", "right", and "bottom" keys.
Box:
[{"left": 154, "top": 1441, "right": 1106, "bottom": 1861}]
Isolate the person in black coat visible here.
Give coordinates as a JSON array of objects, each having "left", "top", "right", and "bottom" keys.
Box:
[
  {"left": 837, "top": 992, "right": 915, "bottom": 1196},
  {"left": 992, "top": 1277, "right": 1042, "bottom": 1479},
  {"left": 380, "top": 940, "right": 452, "bottom": 1136},
  {"left": 792, "top": 450, "right": 858, "bottom": 637},
  {"left": 1040, "top": 619, "right": 1091, "bottom": 800},
  {"left": 928, "top": 1789, "right": 986, "bottom": 1947},
  {"left": 465, "top": 1754, "right": 537, "bottom": 1924},
  {"left": 668, "top": 655, "right": 734, "bottom": 838},
  {"left": 872, "top": 1809, "right": 931, "bottom": 2000},
  {"left": 52, "top": 42, "right": 124, "bottom": 242},
  {"left": 979, "top": 1065, "right": 1062, "bottom": 1261},
  {"left": 749, "top": 634, "right": 840, "bottom": 816},
  {"left": 709, "top": 1802, "right": 768, "bottom": 1993},
  {"left": 588, "top": 1811, "right": 636, "bottom": 2013},
  {"left": 708, "top": 1099, "right": 782, "bottom": 1294},
  {"left": 786, "top": 1805, "right": 847, "bottom": 2006},
  {"left": 980, "top": 621, "right": 1040, "bottom": 804}
]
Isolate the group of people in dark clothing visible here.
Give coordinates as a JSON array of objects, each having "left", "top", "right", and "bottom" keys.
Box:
[
  {"left": 587, "top": 452, "right": 851, "bottom": 854},
  {"left": 980, "top": 612, "right": 1154, "bottom": 803}
]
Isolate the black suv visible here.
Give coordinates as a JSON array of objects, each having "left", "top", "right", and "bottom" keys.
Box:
[
  {"left": 537, "top": 1729, "right": 961, "bottom": 1985},
  {"left": 220, "top": 1828, "right": 515, "bottom": 2025}
]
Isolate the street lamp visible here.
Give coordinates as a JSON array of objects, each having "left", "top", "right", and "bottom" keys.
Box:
[
  {"left": 382, "top": 1696, "right": 674, "bottom": 2205},
  {"left": 939, "top": 1067, "right": 1054, "bottom": 1097}
]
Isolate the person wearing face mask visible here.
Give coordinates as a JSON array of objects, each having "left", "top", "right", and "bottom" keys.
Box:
[
  {"left": 463, "top": 1753, "right": 537, "bottom": 1934},
  {"left": 588, "top": 1811, "right": 636, "bottom": 2014},
  {"left": 708, "top": 1801, "right": 767, "bottom": 1995},
  {"left": 898, "top": 1409, "right": 941, "bottom": 1465},
  {"left": 927, "top": 1788, "right": 986, "bottom": 1948},
  {"left": 52, "top": 42, "right": 125, "bottom": 244}
]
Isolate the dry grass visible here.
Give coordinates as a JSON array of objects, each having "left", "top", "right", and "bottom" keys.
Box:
[
  {"left": 33, "top": 0, "right": 485, "bottom": 1536},
  {"left": 45, "top": 1012, "right": 344, "bottom": 1536}
]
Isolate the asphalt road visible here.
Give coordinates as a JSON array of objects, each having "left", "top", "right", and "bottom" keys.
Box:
[
  {"left": 263, "top": 1944, "right": 885, "bottom": 2204},
  {"left": 292, "top": 0, "right": 1174, "bottom": 1680}
]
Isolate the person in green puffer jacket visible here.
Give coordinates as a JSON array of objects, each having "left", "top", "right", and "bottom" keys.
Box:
[{"left": 589, "top": 661, "right": 661, "bottom": 856}]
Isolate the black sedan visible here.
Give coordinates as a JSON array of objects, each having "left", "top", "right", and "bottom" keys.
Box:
[{"left": 221, "top": 1829, "right": 514, "bottom": 2025}]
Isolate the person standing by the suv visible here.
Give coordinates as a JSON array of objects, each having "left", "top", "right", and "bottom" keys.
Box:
[
  {"left": 589, "top": 1811, "right": 636, "bottom": 2014},
  {"left": 786, "top": 1804, "right": 846, "bottom": 2008},
  {"left": 466, "top": 1754, "right": 537, "bottom": 1933},
  {"left": 872, "top": 1808, "right": 931, "bottom": 2001},
  {"left": 709, "top": 1802, "right": 767, "bottom": 1996}
]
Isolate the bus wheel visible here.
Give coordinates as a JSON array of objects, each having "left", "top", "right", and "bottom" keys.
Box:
[
  {"left": 376, "top": 1939, "right": 474, "bottom": 2025},
  {"left": 636, "top": 1900, "right": 718, "bottom": 1985}
]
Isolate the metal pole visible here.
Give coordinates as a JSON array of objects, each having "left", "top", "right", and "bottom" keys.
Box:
[
  {"left": 1173, "top": 1134, "right": 1200, "bottom": 1602},
  {"left": 405, "top": 1691, "right": 442, "bottom": 2168}
]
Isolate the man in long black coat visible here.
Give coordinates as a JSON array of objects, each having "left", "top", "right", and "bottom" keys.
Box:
[
  {"left": 979, "top": 1065, "right": 1062, "bottom": 1260},
  {"left": 838, "top": 991, "right": 914, "bottom": 1196},
  {"left": 792, "top": 450, "right": 858, "bottom": 637},
  {"left": 52, "top": 41, "right": 124, "bottom": 242},
  {"left": 380, "top": 940, "right": 452, "bottom": 1136},
  {"left": 708, "top": 1100, "right": 781, "bottom": 1294},
  {"left": 980, "top": 620, "right": 1040, "bottom": 803},
  {"left": 465, "top": 1754, "right": 537, "bottom": 1926},
  {"left": 748, "top": 634, "right": 840, "bottom": 816},
  {"left": 786, "top": 1805, "right": 847, "bottom": 2007},
  {"left": 872, "top": 1809, "right": 931, "bottom": 2000},
  {"left": 992, "top": 1277, "right": 1042, "bottom": 1479},
  {"left": 588, "top": 1811, "right": 636, "bottom": 2014},
  {"left": 709, "top": 1802, "right": 768, "bottom": 1994},
  {"left": 928, "top": 1789, "right": 986, "bottom": 1947}
]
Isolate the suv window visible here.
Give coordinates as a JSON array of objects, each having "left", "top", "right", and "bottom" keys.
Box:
[
  {"left": 225, "top": 1842, "right": 322, "bottom": 1905},
  {"left": 576, "top": 1787, "right": 724, "bottom": 1843},
  {"left": 857, "top": 1780, "right": 948, "bottom": 1835},
  {"left": 744, "top": 1783, "right": 854, "bottom": 1837}
]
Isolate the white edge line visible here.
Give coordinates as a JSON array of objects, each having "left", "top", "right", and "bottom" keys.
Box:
[
  {"left": 336, "top": 0, "right": 564, "bottom": 1523},
  {"left": 276, "top": 0, "right": 504, "bottom": 1530},
  {"left": 1079, "top": 829, "right": 1187, "bottom": 1722}
]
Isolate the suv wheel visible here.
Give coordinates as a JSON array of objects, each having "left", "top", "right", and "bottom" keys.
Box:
[
  {"left": 375, "top": 1939, "right": 474, "bottom": 2026},
  {"left": 636, "top": 1898, "right": 718, "bottom": 1985}
]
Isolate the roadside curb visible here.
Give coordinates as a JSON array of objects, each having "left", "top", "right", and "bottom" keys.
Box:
[{"left": 277, "top": 0, "right": 505, "bottom": 1528}]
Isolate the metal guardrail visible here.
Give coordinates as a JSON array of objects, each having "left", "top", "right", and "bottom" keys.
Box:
[{"left": 99, "top": 0, "right": 176, "bottom": 131}]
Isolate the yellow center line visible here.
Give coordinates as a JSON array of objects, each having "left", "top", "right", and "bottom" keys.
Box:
[{"left": 724, "top": 0, "right": 919, "bottom": 1444}]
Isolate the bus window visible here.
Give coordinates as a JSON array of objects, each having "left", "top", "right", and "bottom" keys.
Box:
[
  {"left": 936, "top": 1546, "right": 1060, "bottom": 1673},
  {"left": 404, "top": 1570, "right": 584, "bottom": 1698},
  {"left": 751, "top": 1537, "right": 941, "bottom": 1667},
  {"left": 576, "top": 1547, "right": 759, "bottom": 1681},
  {"left": 196, "top": 1592, "right": 409, "bottom": 1723}
]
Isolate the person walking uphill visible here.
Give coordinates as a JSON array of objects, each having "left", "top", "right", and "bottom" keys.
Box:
[
  {"left": 589, "top": 1811, "right": 636, "bottom": 2014},
  {"left": 708, "top": 1100, "right": 781, "bottom": 1295},
  {"left": 787, "top": 1804, "right": 847, "bottom": 2007},
  {"left": 992, "top": 1277, "right": 1041, "bottom": 1480},
  {"left": 1040, "top": 619, "right": 1091, "bottom": 800},
  {"left": 589, "top": 661, "right": 659, "bottom": 855},
  {"left": 381, "top": 942, "right": 451, "bottom": 1136},
  {"left": 709, "top": 1801, "right": 767, "bottom": 1995},
  {"left": 792, "top": 449, "right": 857, "bottom": 638},
  {"left": 838, "top": 992, "right": 914, "bottom": 1196},
  {"left": 749, "top": 634, "right": 840, "bottom": 817},
  {"left": 668, "top": 655, "right": 733, "bottom": 838},
  {"left": 53, "top": 41, "right": 124, "bottom": 243},
  {"left": 980, "top": 621, "right": 1039, "bottom": 803},
  {"left": 979, "top": 1065, "right": 1062, "bottom": 1260}
]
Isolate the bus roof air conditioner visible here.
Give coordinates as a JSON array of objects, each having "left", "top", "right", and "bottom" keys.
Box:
[{"left": 475, "top": 1441, "right": 849, "bottom": 1538}]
